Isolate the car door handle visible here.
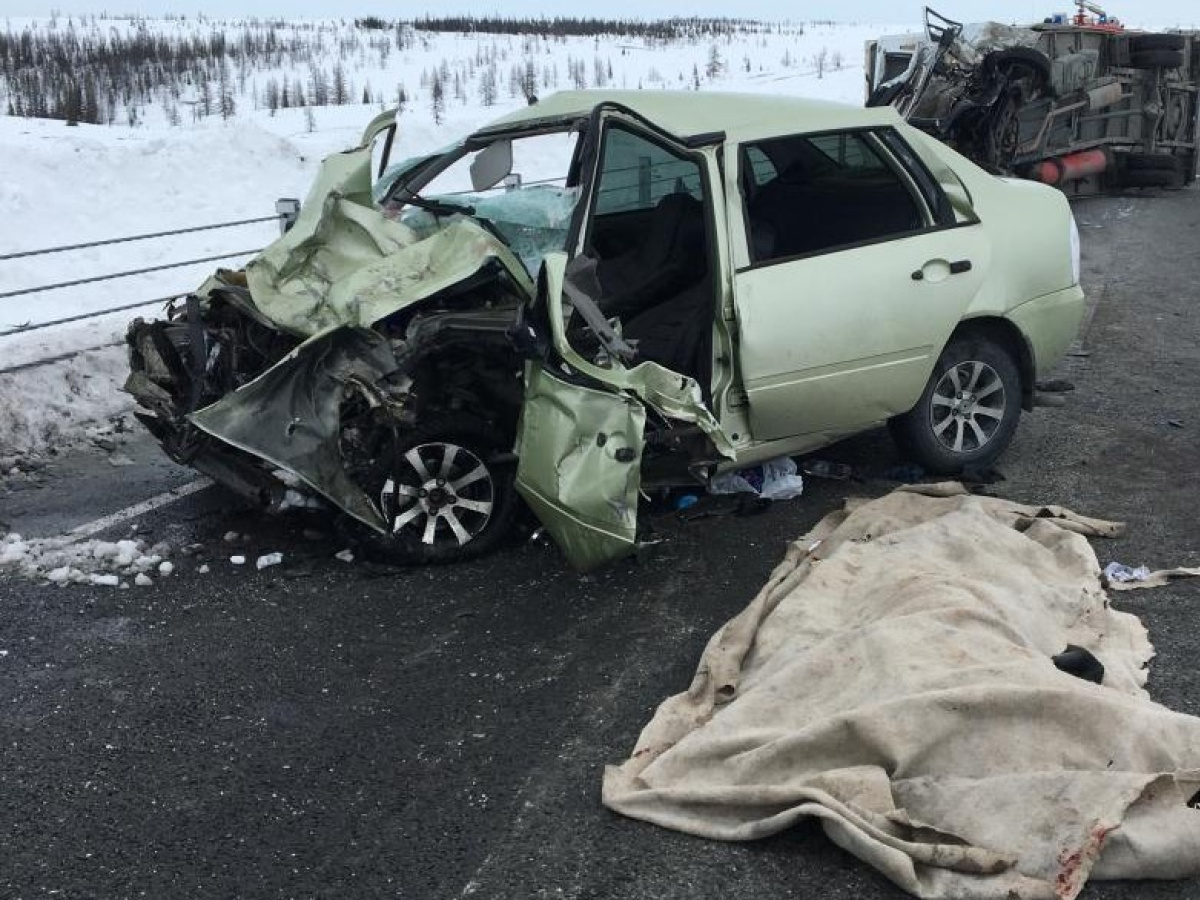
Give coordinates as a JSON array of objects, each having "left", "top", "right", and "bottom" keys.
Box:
[{"left": 911, "top": 259, "right": 973, "bottom": 280}]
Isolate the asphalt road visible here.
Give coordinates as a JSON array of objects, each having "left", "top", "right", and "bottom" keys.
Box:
[{"left": 2, "top": 187, "right": 1199, "bottom": 900}]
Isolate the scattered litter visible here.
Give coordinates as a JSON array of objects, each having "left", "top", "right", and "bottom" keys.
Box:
[
  {"left": 960, "top": 466, "right": 1005, "bottom": 486},
  {"left": 334, "top": 549, "right": 355, "bottom": 564},
  {"left": 223, "top": 531, "right": 240, "bottom": 542},
  {"left": 198, "top": 564, "right": 210, "bottom": 574},
  {"left": 107, "top": 453, "right": 136, "bottom": 467},
  {"left": 230, "top": 555, "right": 247, "bottom": 566},
  {"left": 802, "top": 460, "right": 853, "bottom": 480},
  {"left": 158, "top": 561, "right": 174, "bottom": 576},
  {"left": 1052, "top": 644, "right": 1105, "bottom": 684},
  {"left": 678, "top": 494, "right": 772, "bottom": 522},
  {"left": 302, "top": 528, "right": 325, "bottom": 541},
  {"left": 884, "top": 464, "right": 927, "bottom": 483},
  {"left": 709, "top": 456, "right": 804, "bottom": 501},
  {"left": 674, "top": 494, "right": 700, "bottom": 511},
  {"left": 134, "top": 573, "right": 153, "bottom": 587},
  {"left": 256, "top": 552, "right": 284, "bottom": 570},
  {"left": 1103, "top": 561, "right": 1151, "bottom": 584},
  {"left": 1167, "top": 419, "right": 1184, "bottom": 429},
  {"left": 1035, "top": 379, "right": 1076, "bottom": 393}
]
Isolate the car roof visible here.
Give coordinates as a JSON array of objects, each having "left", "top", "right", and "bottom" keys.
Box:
[{"left": 473, "top": 90, "right": 903, "bottom": 144}]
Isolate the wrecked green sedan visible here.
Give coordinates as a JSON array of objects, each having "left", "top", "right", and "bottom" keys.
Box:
[{"left": 126, "top": 90, "right": 1085, "bottom": 569}]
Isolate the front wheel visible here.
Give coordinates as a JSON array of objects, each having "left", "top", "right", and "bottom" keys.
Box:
[
  {"left": 343, "top": 413, "right": 520, "bottom": 565},
  {"left": 889, "top": 336, "right": 1022, "bottom": 474}
]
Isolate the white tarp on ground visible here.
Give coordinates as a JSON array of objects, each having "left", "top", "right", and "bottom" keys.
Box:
[{"left": 603, "top": 484, "right": 1200, "bottom": 900}]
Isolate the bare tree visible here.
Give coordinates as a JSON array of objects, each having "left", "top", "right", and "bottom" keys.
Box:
[
  {"left": 706, "top": 44, "right": 723, "bottom": 79},
  {"left": 479, "top": 62, "right": 497, "bottom": 106},
  {"left": 430, "top": 70, "right": 445, "bottom": 125}
]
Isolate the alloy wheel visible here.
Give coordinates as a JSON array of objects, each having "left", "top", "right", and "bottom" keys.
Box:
[
  {"left": 381, "top": 442, "right": 495, "bottom": 548},
  {"left": 929, "top": 360, "right": 1007, "bottom": 454}
]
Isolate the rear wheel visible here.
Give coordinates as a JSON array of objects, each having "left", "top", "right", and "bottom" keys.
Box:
[
  {"left": 1118, "top": 154, "right": 1183, "bottom": 188},
  {"left": 1130, "top": 49, "right": 1185, "bottom": 69},
  {"left": 1129, "top": 34, "right": 1186, "bottom": 54},
  {"left": 890, "top": 336, "right": 1023, "bottom": 474}
]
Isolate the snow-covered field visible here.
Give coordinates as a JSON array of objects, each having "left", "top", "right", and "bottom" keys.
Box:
[{"left": 1, "top": 15, "right": 907, "bottom": 454}]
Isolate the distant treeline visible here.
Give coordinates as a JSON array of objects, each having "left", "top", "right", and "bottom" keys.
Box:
[
  {"left": 405, "top": 16, "right": 756, "bottom": 40},
  {"left": 0, "top": 14, "right": 790, "bottom": 127},
  {"left": 0, "top": 20, "right": 413, "bottom": 124}
]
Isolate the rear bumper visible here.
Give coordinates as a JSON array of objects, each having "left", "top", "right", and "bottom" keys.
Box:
[{"left": 1006, "top": 283, "right": 1087, "bottom": 376}]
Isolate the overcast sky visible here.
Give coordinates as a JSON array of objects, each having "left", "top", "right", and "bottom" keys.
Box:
[{"left": 6, "top": 1, "right": 1198, "bottom": 27}]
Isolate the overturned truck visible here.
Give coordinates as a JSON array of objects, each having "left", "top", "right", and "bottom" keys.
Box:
[{"left": 866, "top": 7, "right": 1200, "bottom": 195}]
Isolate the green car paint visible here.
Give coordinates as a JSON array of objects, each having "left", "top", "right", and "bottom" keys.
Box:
[
  {"left": 515, "top": 362, "right": 646, "bottom": 571},
  {"left": 131, "top": 91, "right": 1087, "bottom": 571}
]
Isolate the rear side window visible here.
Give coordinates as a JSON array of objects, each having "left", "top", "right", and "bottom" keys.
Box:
[
  {"left": 594, "top": 126, "right": 703, "bottom": 215},
  {"left": 741, "top": 130, "right": 928, "bottom": 264}
]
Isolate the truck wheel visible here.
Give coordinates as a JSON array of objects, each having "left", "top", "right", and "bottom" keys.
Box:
[
  {"left": 1123, "top": 153, "right": 1184, "bottom": 171},
  {"left": 344, "top": 414, "right": 520, "bottom": 565},
  {"left": 1119, "top": 155, "right": 1183, "bottom": 188},
  {"left": 889, "top": 336, "right": 1022, "bottom": 474},
  {"left": 1130, "top": 49, "right": 1185, "bottom": 69},
  {"left": 1129, "top": 34, "right": 1186, "bottom": 54}
]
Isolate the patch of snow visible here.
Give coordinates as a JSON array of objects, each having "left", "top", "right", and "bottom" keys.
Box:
[{"left": 256, "top": 552, "right": 284, "bottom": 570}]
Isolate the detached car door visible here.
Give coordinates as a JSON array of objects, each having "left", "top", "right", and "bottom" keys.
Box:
[
  {"left": 515, "top": 106, "right": 732, "bottom": 570},
  {"left": 730, "top": 127, "right": 990, "bottom": 442}
]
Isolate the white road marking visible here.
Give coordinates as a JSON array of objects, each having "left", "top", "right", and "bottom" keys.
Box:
[{"left": 64, "top": 478, "right": 213, "bottom": 543}]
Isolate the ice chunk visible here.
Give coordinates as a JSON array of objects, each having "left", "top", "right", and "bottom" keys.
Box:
[
  {"left": 335, "top": 549, "right": 355, "bottom": 563},
  {"left": 0, "top": 541, "right": 29, "bottom": 566},
  {"left": 158, "top": 561, "right": 174, "bottom": 576},
  {"left": 256, "top": 552, "right": 283, "bottom": 570},
  {"left": 114, "top": 540, "right": 140, "bottom": 567},
  {"left": 230, "top": 555, "right": 246, "bottom": 566},
  {"left": 135, "top": 573, "right": 153, "bottom": 587},
  {"left": 90, "top": 574, "right": 120, "bottom": 587}
]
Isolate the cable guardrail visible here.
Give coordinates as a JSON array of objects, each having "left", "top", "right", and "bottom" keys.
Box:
[
  {"left": 0, "top": 202, "right": 299, "bottom": 375},
  {"left": 0, "top": 215, "right": 279, "bottom": 262},
  {"left": 0, "top": 249, "right": 265, "bottom": 302}
]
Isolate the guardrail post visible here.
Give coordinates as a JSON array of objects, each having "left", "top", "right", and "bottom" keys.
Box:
[{"left": 275, "top": 198, "right": 301, "bottom": 235}]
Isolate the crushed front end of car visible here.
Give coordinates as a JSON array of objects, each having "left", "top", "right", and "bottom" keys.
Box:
[
  {"left": 125, "top": 100, "right": 731, "bottom": 570},
  {"left": 866, "top": 7, "right": 1199, "bottom": 196},
  {"left": 126, "top": 110, "right": 561, "bottom": 564}
]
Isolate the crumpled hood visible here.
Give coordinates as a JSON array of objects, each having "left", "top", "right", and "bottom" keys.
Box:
[{"left": 244, "top": 144, "right": 533, "bottom": 338}]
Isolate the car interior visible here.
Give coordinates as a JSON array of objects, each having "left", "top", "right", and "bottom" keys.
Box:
[
  {"left": 744, "top": 131, "right": 925, "bottom": 262},
  {"left": 570, "top": 125, "right": 715, "bottom": 390}
]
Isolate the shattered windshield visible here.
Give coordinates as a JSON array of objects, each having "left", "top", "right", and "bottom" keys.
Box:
[{"left": 380, "top": 129, "right": 582, "bottom": 276}]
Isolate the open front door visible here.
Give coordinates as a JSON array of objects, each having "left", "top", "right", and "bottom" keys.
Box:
[
  {"left": 514, "top": 105, "right": 734, "bottom": 570},
  {"left": 516, "top": 362, "right": 646, "bottom": 571}
]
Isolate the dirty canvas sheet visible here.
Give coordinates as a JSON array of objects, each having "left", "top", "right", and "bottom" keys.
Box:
[{"left": 603, "top": 484, "right": 1200, "bottom": 900}]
